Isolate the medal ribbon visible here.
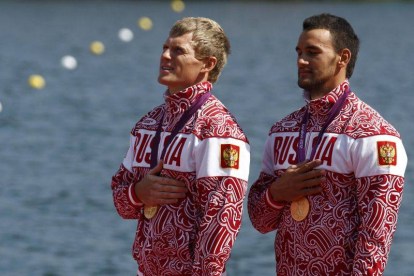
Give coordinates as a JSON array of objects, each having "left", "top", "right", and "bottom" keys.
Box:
[
  {"left": 150, "top": 92, "right": 211, "bottom": 169},
  {"left": 296, "top": 87, "right": 351, "bottom": 163}
]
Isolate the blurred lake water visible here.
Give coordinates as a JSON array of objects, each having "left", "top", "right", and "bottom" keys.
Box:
[{"left": 0, "top": 1, "right": 413, "bottom": 275}]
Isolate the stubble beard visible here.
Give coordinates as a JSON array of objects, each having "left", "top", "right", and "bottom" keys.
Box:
[
  {"left": 298, "top": 74, "right": 331, "bottom": 95},
  {"left": 297, "top": 58, "right": 337, "bottom": 95}
]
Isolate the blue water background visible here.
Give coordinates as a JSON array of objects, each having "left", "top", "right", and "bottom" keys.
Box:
[{"left": 1, "top": 1, "right": 413, "bottom": 275}]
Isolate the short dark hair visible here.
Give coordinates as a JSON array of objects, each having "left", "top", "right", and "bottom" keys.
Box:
[{"left": 303, "top": 13, "right": 360, "bottom": 79}]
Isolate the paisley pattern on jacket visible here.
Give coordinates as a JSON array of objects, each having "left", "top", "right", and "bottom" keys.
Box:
[
  {"left": 112, "top": 82, "right": 250, "bottom": 276},
  {"left": 248, "top": 80, "right": 407, "bottom": 276}
]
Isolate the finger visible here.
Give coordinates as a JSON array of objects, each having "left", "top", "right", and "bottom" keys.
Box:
[
  {"left": 299, "top": 176, "right": 326, "bottom": 189},
  {"left": 153, "top": 183, "right": 188, "bottom": 193},
  {"left": 155, "top": 191, "right": 187, "bottom": 199},
  {"left": 152, "top": 181, "right": 187, "bottom": 192},
  {"left": 162, "top": 185, "right": 188, "bottom": 193},
  {"left": 155, "top": 198, "right": 179, "bottom": 205},
  {"left": 288, "top": 159, "right": 308, "bottom": 170},
  {"left": 297, "top": 159, "right": 310, "bottom": 167},
  {"left": 152, "top": 176, "right": 187, "bottom": 187},
  {"left": 296, "top": 159, "right": 322, "bottom": 173},
  {"left": 152, "top": 193, "right": 187, "bottom": 204},
  {"left": 297, "top": 169, "right": 325, "bottom": 182},
  {"left": 149, "top": 189, "right": 183, "bottom": 200},
  {"left": 148, "top": 160, "right": 164, "bottom": 175}
]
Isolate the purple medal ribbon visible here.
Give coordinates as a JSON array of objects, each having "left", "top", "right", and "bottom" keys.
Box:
[
  {"left": 150, "top": 92, "right": 211, "bottom": 169},
  {"left": 296, "top": 87, "right": 351, "bottom": 163}
]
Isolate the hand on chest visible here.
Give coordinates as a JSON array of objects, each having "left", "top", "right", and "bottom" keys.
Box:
[{"left": 272, "top": 132, "right": 351, "bottom": 173}]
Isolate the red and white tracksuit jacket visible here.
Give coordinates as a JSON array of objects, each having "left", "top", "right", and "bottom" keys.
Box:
[
  {"left": 248, "top": 80, "right": 407, "bottom": 276},
  {"left": 111, "top": 82, "right": 250, "bottom": 276}
]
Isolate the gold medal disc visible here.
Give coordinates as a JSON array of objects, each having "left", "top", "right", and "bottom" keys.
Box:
[
  {"left": 144, "top": 205, "right": 158, "bottom": 219},
  {"left": 290, "top": 197, "right": 310, "bottom": 222}
]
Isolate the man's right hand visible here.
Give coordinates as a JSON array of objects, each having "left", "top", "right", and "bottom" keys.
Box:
[
  {"left": 269, "top": 159, "right": 325, "bottom": 202},
  {"left": 134, "top": 160, "right": 188, "bottom": 205}
]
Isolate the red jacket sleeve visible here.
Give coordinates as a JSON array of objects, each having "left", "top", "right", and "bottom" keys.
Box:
[
  {"left": 111, "top": 134, "right": 144, "bottom": 219},
  {"left": 191, "top": 136, "right": 250, "bottom": 276},
  {"left": 248, "top": 133, "right": 286, "bottom": 234},
  {"left": 350, "top": 134, "right": 407, "bottom": 275},
  {"left": 352, "top": 174, "right": 404, "bottom": 275},
  {"left": 248, "top": 172, "right": 286, "bottom": 234},
  {"left": 192, "top": 176, "right": 247, "bottom": 276}
]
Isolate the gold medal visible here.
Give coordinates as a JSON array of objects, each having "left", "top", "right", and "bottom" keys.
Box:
[
  {"left": 144, "top": 205, "right": 158, "bottom": 219},
  {"left": 290, "top": 197, "right": 310, "bottom": 222}
]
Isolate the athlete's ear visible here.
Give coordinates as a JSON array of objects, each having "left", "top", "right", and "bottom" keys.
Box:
[
  {"left": 201, "top": 56, "right": 217, "bottom": 73},
  {"left": 338, "top": 48, "right": 351, "bottom": 68}
]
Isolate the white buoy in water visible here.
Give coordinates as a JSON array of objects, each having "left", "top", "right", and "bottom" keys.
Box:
[
  {"left": 0, "top": 101, "right": 3, "bottom": 113},
  {"left": 118, "top": 28, "right": 134, "bottom": 42},
  {"left": 61, "top": 55, "right": 77, "bottom": 70}
]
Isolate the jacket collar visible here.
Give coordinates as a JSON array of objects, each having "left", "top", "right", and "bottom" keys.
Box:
[
  {"left": 164, "top": 82, "right": 212, "bottom": 114},
  {"left": 302, "top": 79, "right": 350, "bottom": 116}
]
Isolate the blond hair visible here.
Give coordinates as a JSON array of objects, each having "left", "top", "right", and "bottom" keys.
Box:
[{"left": 170, "top": 17, "right": 231, "bottom": 83}]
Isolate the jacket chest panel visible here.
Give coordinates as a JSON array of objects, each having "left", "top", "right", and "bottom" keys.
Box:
[
  {"left": 131, "top": 128, "right": 196, "bottom": 172},
  {"left": 271, "top": 132, "right": 354, "bottom": 174}
]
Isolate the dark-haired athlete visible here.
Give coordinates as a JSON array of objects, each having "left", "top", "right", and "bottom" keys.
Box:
[{"left": 248, "top": 13, "right": 407, "bottom": 276}]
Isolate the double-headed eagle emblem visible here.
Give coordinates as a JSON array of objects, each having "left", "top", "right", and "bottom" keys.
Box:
[
  {"left": 223, "top": 147, "right": 239, "bottom": 167},
  {"left": 379, "top": 143, "right": 396, "bottom": 164}
]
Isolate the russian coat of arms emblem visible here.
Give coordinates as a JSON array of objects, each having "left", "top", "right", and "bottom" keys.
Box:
[
  {"left": 377, "top": 141, "right": 397, "bottom": 166},
  {"left": 220, "top": 144, "right": 240, "bottom": 169}
]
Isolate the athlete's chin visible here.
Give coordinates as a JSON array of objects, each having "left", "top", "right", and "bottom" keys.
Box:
[
  {"left": 298, "top": 79, "right": 313, "bottom": 90},
  {"left": 158, "top": 76, "right": 171, "bottom": 86}
]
